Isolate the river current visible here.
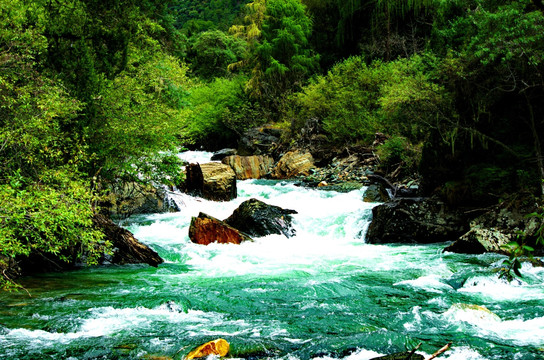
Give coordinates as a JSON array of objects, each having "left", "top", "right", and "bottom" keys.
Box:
[{"left": 1, "top": 151, "right": 543, "bottom": 359}]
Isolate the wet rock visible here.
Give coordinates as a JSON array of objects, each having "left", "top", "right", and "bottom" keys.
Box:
[
  {"left": 185, "top": 338, "right": 230, "bottom": 360},
  {"left": 225, "top": 198, "right": 298, "bottom": 238},
  {"left": 366, "top": 197, "right": 469, "bottom": 244},
  {"left": 238, "top": 126, "right": 284, "bottom": 156},
  {"left": 105, "top": 182, "right": 178, "bottom": 218},
  {"left": 271, "top": 151, "right": 315, "bottom": 179},
  {"left": 445, "top": 196, "right": 543, "bottom": 255},
  {"left": 222, "top": 155, "right": 274, "bottom": 180},
  {"left": 93, "top": 214, "right": 163, "bottom": 267},
  {"left": 189, "top": 212, "right": 253, "bottom": 245},
  {"left": 363, "top": 184, "right": 390, "bottom": 202},
  {"left": 185, "top": 163, "right": 237, "bottom": 201},
  {"left": 211, "top": 148, "right": 237, "bottom": 161}
]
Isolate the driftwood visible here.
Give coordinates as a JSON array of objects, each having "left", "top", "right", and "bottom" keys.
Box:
[
  {"left": 369, "top": 342, "right": 451, "bottom": 360},
  {"left": 425, "top": 343, "right": 451, "bottom": 360},
  {"left": 367, "top": 174, "right": 397, "bottom": 198}
]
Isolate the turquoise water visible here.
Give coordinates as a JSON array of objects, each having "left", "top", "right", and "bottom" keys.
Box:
[{"left": 1, "top": 152, "right": 543, "bottom": 359}]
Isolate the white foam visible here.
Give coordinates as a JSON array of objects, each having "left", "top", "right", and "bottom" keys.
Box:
[{"left": 395, "top": 274, "right": 454, "bottom": 293}]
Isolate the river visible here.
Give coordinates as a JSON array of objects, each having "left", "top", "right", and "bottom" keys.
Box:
[{"left": 1, "top": 151, "right": 543, "bottom": 359}]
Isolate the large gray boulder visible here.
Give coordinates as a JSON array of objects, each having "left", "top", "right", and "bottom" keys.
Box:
[
  {"left": 225, "top": 198, "right": 298, "bottom": 238},
  {"left": 366, "top": 197, "right": 469, "bottom": 244},
  {"left": 445, "top": 198, "right": 543, "bottom": 254}
]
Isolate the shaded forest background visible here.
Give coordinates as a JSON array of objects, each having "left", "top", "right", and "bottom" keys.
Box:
[{"left": 1, "top": 0, "right": 544, "bottom": 288}]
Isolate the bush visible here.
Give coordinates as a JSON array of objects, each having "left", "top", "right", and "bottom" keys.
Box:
[
  {"left": 289, "top": 54, "right": 451, "bottom": 145},
  {"left": 377, "top": 136, "right": 422, "bottom": 173},
  {"left": 182, "top": 76, "right": 266, "bottom": 149}
]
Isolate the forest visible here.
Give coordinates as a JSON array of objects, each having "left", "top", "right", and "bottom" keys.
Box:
[{"left": 1, "top": 0, "right": 544, "bottom": 289}]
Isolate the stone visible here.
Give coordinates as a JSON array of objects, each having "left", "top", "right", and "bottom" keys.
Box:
[
  {"left": 211, "top": 148, "right": 237, "bottom": 161},
  {"left": 444, "top": 228, "right": 511, "bottom": 254},
  {"left": 222, "top": 155, "right": 274, "bottom": 180},
  {"left": 225, "top": 198, "right": 298, "bottom": 238},
  {"left": 238, "top": 126, "right": 284, "bottom": 156},
  {"left": 189, "top": 213, "right": 253, "bottom": 245},
  {"left": 185, "top": 338, "right": 230, "bottom": 360},
  {"left": 444, "top": 195, "right": 543, "bottom": 255},
  {"left": 270, "top": 151, "right": 315, "bottom": 179},
  {"left": 93, "top": 214, "right": 163, "bottom": 267},
  {"left": 366, "top": 197, "right": 469, "bottom": 244},
  {"left": 363, "top": 184, "right": 390, "bottom": 202},
  {"left": 185, "top": 162, "right": 237, "bottom": 201},
  {"left": 105, "top": 182, "right": 178, "bottom": 218}
]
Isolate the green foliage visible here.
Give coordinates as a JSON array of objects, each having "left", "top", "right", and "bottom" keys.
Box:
[
  {"left": 291, "top": 54, "right": 449, "bottom": 145},
  {"left": 230, "top": 0, "right": 319, "bottom": 112},
  {"left": 170, "top": 0, "right": 251, "bottom": 33},
  {"left": 499, "top": 207, "right": 544, "bottom": 282},
  {"left": 377, "top": 136, "right": 422, "bottom": 173},
  {"left": 0, "top": 170, "right": 110, "bottom": 290},
  {"left": 181, "top": 76, "right": 266, "bottom": 149},
  {"left": 188, "top": 30, "right": 247, "bottom": 79}
]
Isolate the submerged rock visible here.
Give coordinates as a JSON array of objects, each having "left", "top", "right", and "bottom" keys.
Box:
[
  {"left": 222, "top": 155, "right": 274, "bottom": 180},
  {"left": 185, "top": 338, "right": 230, "bottom": 360},
  {"left": 225, "top": 198, "right": 298, "bottom": 238},
  {"left": 271, "top": 150, "right": 315, "bottom": 179},
  {"left": 189, "top": 212, "right": 253, "bottom": 245},
  {"left": 366, "top": 197, "right": 469, "bottom": 244},
  {"left": 185, "top": 162, "right": 237, "bottom": 201}
]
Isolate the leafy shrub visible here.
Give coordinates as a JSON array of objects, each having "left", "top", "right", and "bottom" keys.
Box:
[
  {"left": 377, "top": 136, "right": 422, "bottom": 173},
  {"left": 290, "top": 54, "right": 450, "bottom": 145},
  {"left": 182, "top": 76, "right": 266, "bottom": 149}
]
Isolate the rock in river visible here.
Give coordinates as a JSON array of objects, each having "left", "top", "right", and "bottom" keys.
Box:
[
  {"left": 225, "top": 198, "right": 298, "bottom": 238},
  {"left": 189, "top": 212, "right": 253, "bottom": 245},
  {"left": 270, "top": 150, "right": 315, "bottom": 179},
  {"left": 185, "top": 162, "right": 237, "bottom": 201},
  {"left": 222, "top": 155, "right": 274, "bottom": 180},
  {"left": 366, "top": 197, "right": 469, "bottom": 244},
  {"left": 185, "top": 338, "right": 230, "bottom": 359}
]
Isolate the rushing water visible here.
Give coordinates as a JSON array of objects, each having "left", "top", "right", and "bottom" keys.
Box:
[{"left": 1, "top": 151, "right": 543, "bottom": 360}]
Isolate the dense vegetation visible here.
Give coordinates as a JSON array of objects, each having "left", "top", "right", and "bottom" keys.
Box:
[{"left": 1, "top": 0, "right": 544, "bottom": 288}]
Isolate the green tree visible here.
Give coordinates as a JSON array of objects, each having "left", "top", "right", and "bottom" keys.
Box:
[
  {"left": 188, "top": 30, "right": 247, "bottom": 79},
  {"left": 230, "top": 0, "right": 319, "bottom": 113}
]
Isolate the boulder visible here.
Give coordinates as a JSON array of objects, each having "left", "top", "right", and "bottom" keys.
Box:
[
  {"left": 185, "top": 163, "right": 237, "bottom": 201},
  {"left": 225, "top": 198, "right": 298, "bottom": 238},
  {"left": 189, "top": 213, "right": 253, "bottom": 245},
  {"left": 105, "top": 182, "right": 178, "bottom": 218},
  {"left": 363, "top": 184, "right": 390, "bottom": 202},
  {"left": 238, "top": 126, "right": 284, "bottom": 156},
  {"left": 222, "top": 155, "right": 274, "bottom": 180},
  {"left": 211, "top": 148, "right": 237, "bottom": 161},
  {"left": 270, "top": 151, "right": 315, "bottom": 179},
  {"left": 93, "top": 214, "right": 163, "bottom": 266},
  {"left": 444, "top": 197, "right": 542, "bottom": 254},
  {"left": 366, "top": 197, "right": 469, "bottom": 244},
  {"left": 185, "top": 338, "right": 230, "bottom": 360}
]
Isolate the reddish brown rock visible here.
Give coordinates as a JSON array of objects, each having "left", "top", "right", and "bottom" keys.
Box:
[
  {"left": 222, "top": 155, "right": 274, "bottom": 180},
  {"left": 188, "top": 213, "right": 252, "bottom": 245},
  {"left": 185, "top": 338, "right": 230, "bottom": 360}
]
